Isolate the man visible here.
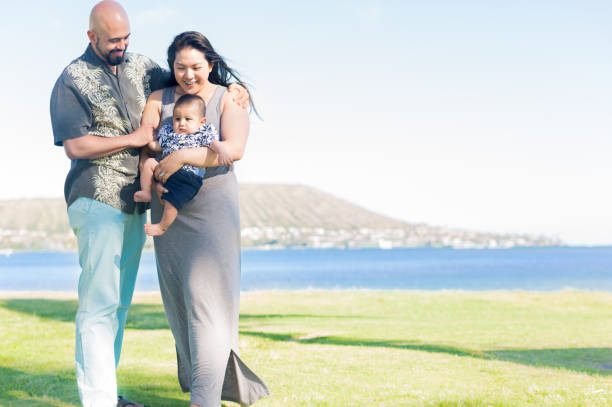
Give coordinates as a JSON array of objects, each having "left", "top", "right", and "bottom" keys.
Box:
[{"left": 50, "top": 2, "right": 166, "bottom": 406}]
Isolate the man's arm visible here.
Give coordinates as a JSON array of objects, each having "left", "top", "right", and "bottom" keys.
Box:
[
  {"left": 63, "top": 125, "right": 154, "bottom": 160},
  {"left": 51, "top": 74, "right": 153, "bottom": 159}
]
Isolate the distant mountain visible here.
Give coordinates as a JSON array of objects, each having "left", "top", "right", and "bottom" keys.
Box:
[
  {"left": 239, "top": 184, "right": 410, "bottom": 229},
  {"left": 0, "top": 184, "right": 561, "bottom": 251}
]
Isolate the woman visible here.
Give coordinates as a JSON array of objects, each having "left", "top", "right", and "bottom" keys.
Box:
[{"left": 141, "top": 31, "right": 269, "bottom": 407}]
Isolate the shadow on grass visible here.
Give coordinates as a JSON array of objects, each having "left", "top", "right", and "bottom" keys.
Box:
[
  {"left": 115, "top": 383, "right": 188, "bottom": 407},
  {"left": 241, "top": 331, "right": 612, "bottom": 376},
  {"left": 0, "top": 299, "right": 358, "bottom": 329},
  {"left": 241, "top": 330, "right": 490, "bottom": 358},
  {"left": 430, "top": 401, "right": 514, "bottom": 407},
  {"left": 0, "top": 299, "right": 170, "bottom": 330},
  {"left": 3, "top": 299, "right": 611, "bottom": 377},
  {"left": 0, "top": 366, "right": 79, "bottom": 406},
  {"left": 1, "top": 299, "right": 78, "bottom": 323},
  {"left": 0, "top": 366, "right": 188, "bottom": 407},
  {"left": 240, "top": 313, "right": 366, "bottom": 320},
  {"left": 490, "top": 348, "right": 612, "bottom": 376}
]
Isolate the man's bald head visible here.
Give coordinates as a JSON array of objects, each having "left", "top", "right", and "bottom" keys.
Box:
[
  {"left": 87, "top": 1, "right": 131, "bottom": 68},
  {"left": 89, "top": 1, "right": 128, "bottom": 32}
]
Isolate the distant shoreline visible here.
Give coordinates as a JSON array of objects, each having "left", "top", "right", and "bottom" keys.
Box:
[
  {"left": 0, "top": 291, "right": 162, "bottom": 300},
  {"left": 0, "top": 190, "right": 563, "bottom": 250},
  {"left": 7, "top": 245, "right": 609, "bottom": 255},
  {"left": 1, "top": 287, "right": 608, "bottom": 300}
]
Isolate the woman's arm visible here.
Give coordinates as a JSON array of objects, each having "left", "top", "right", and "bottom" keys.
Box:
[
  {"left": 218, "top": 91, "right": 250, "bottom": 160},
  {"left": 141, "top": 89, "right": 163, "bottom": 128},
  {"left": 136, "top": 90, "right": 163, "bottom": 170},
  {"left": 154, "top": 93, "right": 249, "bottom": 183}
]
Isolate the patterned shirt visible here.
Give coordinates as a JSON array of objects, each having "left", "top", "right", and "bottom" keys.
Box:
[
  {"left": 50, "top": 45, "right": 168, "bottom": 213},
  {"left": 157, "top": 123, "right": 219, "bottom": 176}
]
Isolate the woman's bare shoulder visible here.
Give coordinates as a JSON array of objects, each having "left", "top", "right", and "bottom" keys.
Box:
[{"left": 221, "top": 86, "right": 231, "bottom": 100}]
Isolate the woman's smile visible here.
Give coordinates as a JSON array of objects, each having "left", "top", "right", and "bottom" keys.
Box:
[{"left": 174, "top": 47, "right": 212, "bottom": 95}]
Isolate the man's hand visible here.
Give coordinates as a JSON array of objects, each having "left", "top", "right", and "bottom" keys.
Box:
[
  {"left": 228, "top": 84, "right": 249, "bottom": 110},
  {"left": 129, "top": 124, "right": 154, "bottom": 148}
]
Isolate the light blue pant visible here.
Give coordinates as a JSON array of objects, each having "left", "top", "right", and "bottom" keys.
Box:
[{"left": 68, "top": 198, "right": 145, "bottom": 407}]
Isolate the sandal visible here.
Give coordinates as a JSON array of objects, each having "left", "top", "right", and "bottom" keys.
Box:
[{"left": 117, "top": 395, "right": 150, "bottom": 407}]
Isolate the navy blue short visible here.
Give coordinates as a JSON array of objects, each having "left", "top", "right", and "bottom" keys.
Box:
[{"left": 161, "top": 169, "right": 203, "bottom": 211}]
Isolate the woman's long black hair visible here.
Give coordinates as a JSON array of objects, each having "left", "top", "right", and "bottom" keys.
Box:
[{"left": 167, "top": 31, "right": 259, "bottom": 118}]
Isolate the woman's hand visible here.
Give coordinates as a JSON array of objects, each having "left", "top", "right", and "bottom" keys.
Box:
[{"left": 154, "top": 150, "right": 186, "bottom": 183}]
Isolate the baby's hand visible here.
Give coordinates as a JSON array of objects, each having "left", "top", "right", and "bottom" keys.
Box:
[
  {"left": 211, "top": 141, "right": 233, "bottom": 166},
  {"left": 217, "top": 147, "right": 233, "bottom": 166}
]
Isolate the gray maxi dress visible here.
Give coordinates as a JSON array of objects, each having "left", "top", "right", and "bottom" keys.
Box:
[{"left": 151, "top": 86, "right": 269, "bottom": 407}]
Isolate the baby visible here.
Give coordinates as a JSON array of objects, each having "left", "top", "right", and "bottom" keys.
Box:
[{"left": 134, "top": 94, "right": 232, "bottom": 236}]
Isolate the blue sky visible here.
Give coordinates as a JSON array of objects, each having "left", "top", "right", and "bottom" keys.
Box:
[{"left": 3, "top": 1, "right": 611, "bottom": 244}]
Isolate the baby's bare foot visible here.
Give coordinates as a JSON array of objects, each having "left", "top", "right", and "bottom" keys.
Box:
[
  {"left": 134, "top": 191, "right": 152, "bottom": 203},
  {"left": 145, "top": 223, "right": 166, "bottom": 236}
]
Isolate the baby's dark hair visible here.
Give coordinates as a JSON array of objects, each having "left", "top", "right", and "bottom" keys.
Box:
[{"left": 174, "top": 94, "right": 206, "bottom": 116}]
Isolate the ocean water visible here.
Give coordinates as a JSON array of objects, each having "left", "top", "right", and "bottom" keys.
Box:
[{"left": 0, "top": 247, "right": 611, "bottom": 292}]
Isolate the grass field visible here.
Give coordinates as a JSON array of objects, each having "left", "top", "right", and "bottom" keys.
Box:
[{"left": 0, "top": 290, "right": 611, "bottom": 406}]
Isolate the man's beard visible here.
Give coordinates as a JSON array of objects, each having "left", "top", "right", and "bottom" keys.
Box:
[{"left": 95, "top": 40, "right": 125, "bottom": 66}]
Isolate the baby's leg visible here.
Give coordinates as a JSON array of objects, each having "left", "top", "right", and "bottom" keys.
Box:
[
  {"left": 144, "top": 202, "right": 178, "bottom": 236},
  {"left": 134, "top": 158, "right": 158, "bottom": 202}
]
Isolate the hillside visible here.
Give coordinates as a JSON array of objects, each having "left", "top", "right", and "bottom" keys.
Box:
[
  {"left": 239, "top": 184, "right": 410, "bottom": 229},
  {"left": 0, "top": 184, "right": 561, "bottom": 250}
]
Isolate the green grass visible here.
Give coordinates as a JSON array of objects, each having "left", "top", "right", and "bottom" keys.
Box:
[{"left": 1, "top": 290, "right": 611, "bottom": 406}]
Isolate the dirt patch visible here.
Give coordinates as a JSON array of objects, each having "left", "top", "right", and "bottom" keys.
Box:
[{"left": 296, "top": 331, "right": 334, "bottom": 340}]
